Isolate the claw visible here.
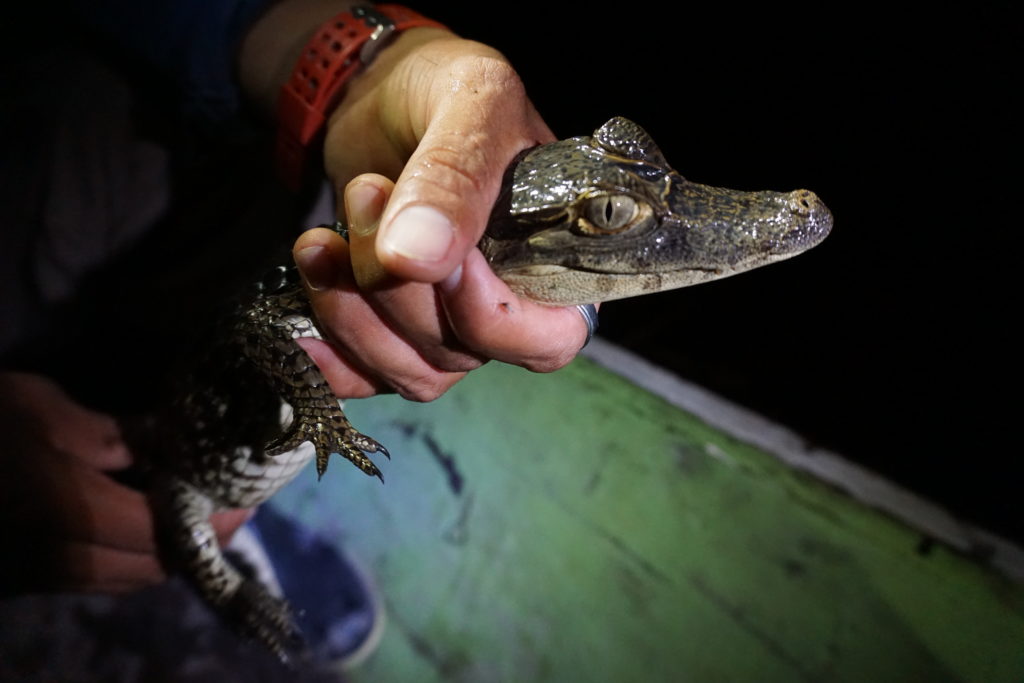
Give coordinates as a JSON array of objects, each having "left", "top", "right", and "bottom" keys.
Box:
[
  {"left": 348, "top": 430, "right": 388, "bottom": 455},
  {"left": 270, "top": 398, "right": 390, "bottom": 482}
]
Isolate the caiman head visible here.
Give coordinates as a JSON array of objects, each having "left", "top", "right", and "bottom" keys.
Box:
[{"left": 480, "top": 117, "right": 833, "bottom": 306}]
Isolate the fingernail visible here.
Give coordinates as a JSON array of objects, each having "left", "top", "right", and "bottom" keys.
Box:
[
  {"left": 380, "top": 205, "right": 455, "bottom": 263},
  {"left": 347, "top": 181, "right": 384, "bottom": 237},
  {"left": 294, "top": 245, "right": 334, "bottom": 291},
  {"left": 439, "top": 264, "right": 463, "bottom": 294}
]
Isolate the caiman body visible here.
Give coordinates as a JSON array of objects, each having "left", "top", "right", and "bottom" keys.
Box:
[{"left": 144, "top": 117, "right": 831, "bottom": 661}]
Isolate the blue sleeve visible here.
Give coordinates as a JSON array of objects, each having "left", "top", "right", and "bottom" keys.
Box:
[{"left": 73, "top": 0, "right": 277, "bottom": 122}]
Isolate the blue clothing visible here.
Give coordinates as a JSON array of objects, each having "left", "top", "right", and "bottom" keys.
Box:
[{"left": 75, "top": 0, "right": 276, "bottom": 122}]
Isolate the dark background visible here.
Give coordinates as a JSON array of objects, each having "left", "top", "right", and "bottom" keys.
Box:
[{"left": 423, "top": 3, "right": 1020, "bottom": 543}]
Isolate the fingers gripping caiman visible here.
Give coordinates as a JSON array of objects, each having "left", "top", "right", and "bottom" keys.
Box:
[
  {"left": 146, "top": 117, "right": 831, "bottom": 661},
  {"left": 238, "top": 265, "right": 389, "bottom": 481}
]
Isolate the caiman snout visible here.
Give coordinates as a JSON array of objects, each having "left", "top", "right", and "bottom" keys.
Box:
[{"left": 779, "top": 189, "right": 833, "bottom": 251}]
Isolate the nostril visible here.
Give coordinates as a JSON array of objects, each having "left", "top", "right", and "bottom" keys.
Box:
[{"left": 789, "top": 189, "right": 820, "bottom": 215}]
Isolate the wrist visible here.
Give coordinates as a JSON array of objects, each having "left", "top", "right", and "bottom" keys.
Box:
[
  {"left": 325, "top": 26, "right": 455, "bottom": 146},
  {"left": 275, "top": 6, "right": 449, "bottom": 189},
  {"left": 239, "top": 1, "right": 361, "bottom": 118}
]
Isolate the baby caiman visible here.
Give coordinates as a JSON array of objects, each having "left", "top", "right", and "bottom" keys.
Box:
[{"left": 140, "top": 116, "right": 832, "bottom": 661}]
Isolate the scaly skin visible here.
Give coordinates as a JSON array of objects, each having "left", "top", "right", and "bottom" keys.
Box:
[
  {"left": 139, "top": 263, "right": 388, "bottom": 663},
  {"left": 146, "top": 118, "right": 832, "bottom": 662}
]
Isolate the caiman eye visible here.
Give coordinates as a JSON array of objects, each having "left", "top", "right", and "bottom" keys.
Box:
[{"left": 579, "top": 195, "right": 642, "bottom": 234}]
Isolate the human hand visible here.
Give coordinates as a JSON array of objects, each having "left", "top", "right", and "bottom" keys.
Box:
[
  {"left": 0, "top": 373, "right": 250, "bottom": 594},
  {"left": 293, "top": 30, "right": 592, "bottom": 402}
]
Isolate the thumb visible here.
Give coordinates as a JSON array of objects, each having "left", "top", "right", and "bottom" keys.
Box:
[
  {"left": 376, "top": 198, "right": 460, "bottom": 283},
  {"left": 373, "top": 129, "right": 501, "bottom": 284},
  {"left": 373, "top": 63, "right": 553, "bottom": 284}
]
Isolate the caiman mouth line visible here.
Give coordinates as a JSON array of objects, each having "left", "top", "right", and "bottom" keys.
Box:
[{"left": 501, "top": 260, "right": 802, "bottom": 278}]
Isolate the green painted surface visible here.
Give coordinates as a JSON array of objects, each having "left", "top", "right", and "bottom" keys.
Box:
[{"left": 273, "top": 358, "right": 1024, "bottom": 682}]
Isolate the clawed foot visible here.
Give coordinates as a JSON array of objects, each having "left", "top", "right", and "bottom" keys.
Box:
[
  {"left": 265, "top": 399, "right": 389, "bottom": 481},
  {"left": 321, "top": 425, "right": 390, "bottom": 482},
  {"left": 225, "top": 579, "right": 306, "bottom": 665}
]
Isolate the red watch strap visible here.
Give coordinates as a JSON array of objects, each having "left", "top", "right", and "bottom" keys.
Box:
[{"left": 276, "top": 4, "right": 446, "bottom": 190}]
